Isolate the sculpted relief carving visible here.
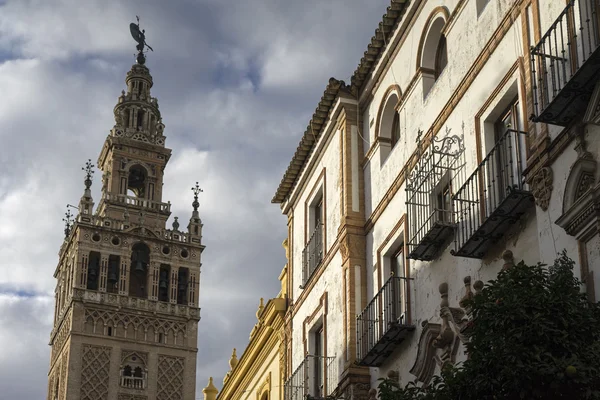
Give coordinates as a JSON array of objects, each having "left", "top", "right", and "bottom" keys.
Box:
[
  {"left": 410, "top": 277, "right": 482, "bottom": 384},
  {"left": 531, "top": 167, "right": 553, "bottom": 211}
]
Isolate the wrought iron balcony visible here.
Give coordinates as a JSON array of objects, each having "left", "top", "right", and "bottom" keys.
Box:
[
  {"left": 452, "top": 129, "right": 534, "bottom": 259},
  {"left": 406, "top": 131, "right": 465, "bottom": 261},
  {"left": 530, "top": 0, "right": 600, "bottom": 126},
  {"left": 284, "top": 355, "right": 337, "bottom": 400},
  {"left": 302, "top": 223, "right": 323, "bottom": 287},
  {"left": 356, "top": 276, "right": 414, "bottom": 367}
]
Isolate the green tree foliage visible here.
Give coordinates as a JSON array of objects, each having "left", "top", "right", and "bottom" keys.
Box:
[{"left": 378, "top": 251, "right": 600, "bottom": 400}]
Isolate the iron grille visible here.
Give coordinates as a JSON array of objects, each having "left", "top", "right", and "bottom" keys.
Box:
[
  {"left": 405, "top": 130, "right": 465, "bottom": 261},
  {"left": 284, "top": 355, "right": 337, "bottom": 400},
  {"left": 302, "top": 222, "right": 323, "bottom": 286},
  {"left": 531, "top": 0, "right": 600, "bottom": 125}
]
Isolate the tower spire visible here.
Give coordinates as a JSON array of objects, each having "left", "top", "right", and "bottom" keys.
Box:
[
  {"left": 188, "top": 182, "right": 203, "bottom": 238},
  {"left": 78, "top": 159, "right": 95, "bottom": 216}
]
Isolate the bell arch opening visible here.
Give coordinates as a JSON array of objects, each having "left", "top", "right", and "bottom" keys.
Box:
[
  {"left": 129, "top": 242, "right": 150, "bottom": 298},
  {"left": 127, "top": 165, "right": 147, "bottom": 198}
]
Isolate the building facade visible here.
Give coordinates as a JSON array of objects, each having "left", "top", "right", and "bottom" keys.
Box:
[
  {"left": 273, "top": 0, "right": 600, "bottom": 398},
  {"left": 208, "top": 242, "right": 290, "bottom": 400},
  {"left": 47, "top": 45, "right": 204, "bottom": 400}
]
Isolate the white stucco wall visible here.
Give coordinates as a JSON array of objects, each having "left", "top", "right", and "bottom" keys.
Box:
[{"left": 281, "top": 0, "right": 599, "bottom": 395}]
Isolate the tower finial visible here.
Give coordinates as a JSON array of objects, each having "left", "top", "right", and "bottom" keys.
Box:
[
  {"left": 82, "top": 159, "right": 94, "bottom": 190},
  {"left": 129, "top": 16, "right": 153, "bottom": 65},
  {"left": 191, "top": 182, "right": 203, "bottom": 213},
  {"left": 62, "top": 206, "right": 74, "bottom": 238}
]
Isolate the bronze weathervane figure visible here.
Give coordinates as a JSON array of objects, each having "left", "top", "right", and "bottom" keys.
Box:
[{"left": 130, "top": 16, "right": 153, "bottom": 64}]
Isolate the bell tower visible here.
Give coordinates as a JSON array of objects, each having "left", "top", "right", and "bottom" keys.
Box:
[{"left": 48, "top": 20, "right": 203, "bottom": 400}]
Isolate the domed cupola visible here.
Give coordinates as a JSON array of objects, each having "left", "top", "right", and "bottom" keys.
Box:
[{"left": 111, "top": 62, "right": 165, "bottom": 147}]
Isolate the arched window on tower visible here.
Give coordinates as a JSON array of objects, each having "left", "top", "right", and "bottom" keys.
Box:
[
  {"left": 435, "top": 35, "right": 447, "bottom": 79},
  {"left": 120, "top": 354, "right": 146, "bottom": 390},
  {"left": 137, "top": 109, "right": 144, "bottom": 130},
  {"left": 127, "top": 165, "right": 147, "bottom": 198},
  {"left": 158, "top": 265, "right": 170, "bottom": 302},
  {"left": 107, "top": 255, "right": 120, "bottom": 294},
  {"left": 87, "top": 251, "right": 101, "bottom": 291},
  {"left": 177, "top": 267, "right": 189, "bottom": 305},
  {"left": 129, "top": 243, "right": 150, "bottom": 298}
]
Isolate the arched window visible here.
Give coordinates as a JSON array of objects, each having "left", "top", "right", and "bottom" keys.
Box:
[
  {"left": 127, "top": 165, "right": 147, "bottom": 198},
  {"left": 120, "top": 354, "right": 146, "bottom": 390},
  {"left": 376, "top": 88, "right": 402, "bottom": 165},
  {"left": 129, "top": 242, "right": 150, "bottom": 298},
  {"left": 417, "top": 9, "right": 449, "bottom": 97}
]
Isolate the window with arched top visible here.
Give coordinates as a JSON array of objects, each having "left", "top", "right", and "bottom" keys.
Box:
[
  {"left": 120, "top": 353, "right": 146, "bottom": 390},
  {"left": 417, "top": 8, "right": 449, "bottom": 98},
  {"left": 376, "top": 88, "right": 402, "bottom": 165}
]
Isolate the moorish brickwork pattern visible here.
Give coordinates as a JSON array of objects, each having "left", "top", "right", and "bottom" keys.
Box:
[
  {"left": 80, "top": 345, "right": 112, "bottom": 400},
  {"left": 157, "top": 355, "right": 185, "bottom": 400}
]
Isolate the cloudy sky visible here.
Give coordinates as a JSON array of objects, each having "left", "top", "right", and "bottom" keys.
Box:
[{"left": 0, "top": 0, "right": 390, "bottom": 398}]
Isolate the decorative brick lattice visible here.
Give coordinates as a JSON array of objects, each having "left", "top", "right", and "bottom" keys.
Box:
[
  {"left": 51, "top": 309, "right": 72, "bottom": 364},
  {"left": 59, "top": 352, "right": 68, "bottom": 399},
  {"left": 80, "top": 345, "right": 111, "bottom": 400},
  {"left": 157, "top": 355, "right": 185, "bottom": 400}
]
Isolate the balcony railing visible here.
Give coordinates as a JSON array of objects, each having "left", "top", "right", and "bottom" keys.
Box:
[
  {"left": 302, "top": 223, "right": 323, "bottom": 287},
  {"left": 531, "top": 0, "right": 600, "bottom": 126},
  {"left": 452, "top": 129, "right": 534, "bottom": 259},
  {"left": 406, "top": 132, "right": 465, "bottom": 261},
  {"left": 356, "top": 276, "right": 414, "bottom": 367},
  {"left": 284, "top": 355, "right": 337, "bottom": 400},
  {"left": 102, "top": 193, "right": 171, "bottom": 214},
  {"left": 120, "top": 376, "right": 145, "bottom": 389}
]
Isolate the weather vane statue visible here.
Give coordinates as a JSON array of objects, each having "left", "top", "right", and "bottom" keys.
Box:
[{"left": 130, "top": 16, "right": 153, "bottom": 65}]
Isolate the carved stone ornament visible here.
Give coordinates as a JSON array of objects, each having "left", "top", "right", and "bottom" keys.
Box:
[
  {"left": 530, "top": 167, "right": 553, "bottom": 211},
  {"left": 556, "top": 129, "right": 600, "bottom": 239},
  {"left": 409, "top": 321, "right": 443, "bottom": 385},
  {"left": 410, "top": 279, "right": 477, "bottom": 384}
]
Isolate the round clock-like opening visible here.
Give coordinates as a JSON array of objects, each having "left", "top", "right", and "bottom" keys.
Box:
[
  {"left": 162, "top": 246, "right": 170, "bottom": 255},
  {"left": 111, "top": 236, "right": 120, "bottom": 246},
  {"left": 92, "top": 233, "right": 101, "bottom": 242},
  {"left": 180, "top": 249, "right": 189, "bottom": 259}
]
